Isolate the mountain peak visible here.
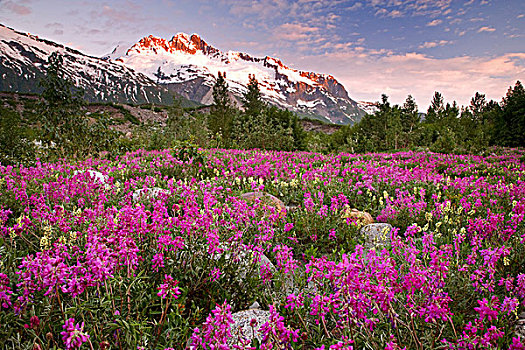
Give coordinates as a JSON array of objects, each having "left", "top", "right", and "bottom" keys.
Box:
[
  {"left": 171, "top": 32, "right": 191, "bottom": 42},
  {"left": 127, "top": 35, "right": 170, "bottom": 54},
  {"left": 126, "top": 32, "right": 218, "bottom": 56}
]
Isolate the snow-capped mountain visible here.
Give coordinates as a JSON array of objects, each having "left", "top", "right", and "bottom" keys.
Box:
[
  {"left": 0, "top": 23, "right": 366, "bottom": 124},
  {"left": 110, "top": 33, "right": 365, "bottom": 124},
  {"left": 0, "top": 24, "right": 173, "bottom": 104},
  {"left": 357, "top": 101, "right": 379, "bottom": 115}
]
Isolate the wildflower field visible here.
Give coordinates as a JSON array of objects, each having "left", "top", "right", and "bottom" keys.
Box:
[{"left": 1, "top": 147, "right": 525, "bottom": 349}]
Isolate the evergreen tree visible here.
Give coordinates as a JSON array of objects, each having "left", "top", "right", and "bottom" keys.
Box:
[
  {"left": 444, "top": 102, "right": 460, "bottom": 126},
  {"left": 400, "top": 95, "right": 420, "bottom": 148},
  {"left": 242, "top": 74, "right": 265, "bottom": 118},
  {"left": 458, "top": 93, "right": 488, "bottom": 151},
  {"left": 469, "top": 92, "right": 487, "bottom": 123},
  {"left": 498, "top": 81, "right": 525, "bottom": 146},
  {"left": 387, "top": 105, "right": 402, "bottom": 150},
  {"left": 431, "top": 102, "right": 459, "bottom": 153},
  {"left": 371, "top": 94, "right": 389, "bottom": 150},
  {"left": 376, "top": 94, "right": 405, "bottom": 150},
  {"left": 232, "top": 74, "right": 268, "bottom": 149},
  {"left": 209, "top": 71, "right": 234, "bottom": 145},
  {"left": 425, "top": 91, "right": 445, "bottom": 124},
  {"left": 265, "top": 106, "right": 305, "bottom": 151}
]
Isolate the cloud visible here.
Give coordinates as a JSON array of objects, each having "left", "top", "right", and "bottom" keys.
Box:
[
  {"left": 347, "top": 2, "right": 363, "bottom": 11},
  {"left": 277, "top": 23, "right": 320, "bottom": 41},
  {"left": 1, "top": 0, "right": 32, "bottom": 15},
  {"left": 426, "top": 19, "right": 442, "bottom": 26},
  {"left": 418, "top": 40, "right": 451, "bottom": 48},
  {"left": 375, "top": 8, "right": 388, "bottom": 16},
  {"left": 87, "top": 29, "right": 102, "bottom": 35},
  {"left": 226, "top": 0, "right": 287, "bottom": 18},
  {"left": 387, "top": 9, "right": 403, "bottom": 18},
  {"left": 372, "top": 6, "right": 404, "bottom": 18},
  {"left": 44, "top": 22, "right": 64, "bottom": 35},
  {"left": 478, "top": 26, "right": 496, "bottom": 33},
  {"left": 45, "top": 22, "right": 63, "bottom": 29},
  {"left": 367, "top": 0, "right": 453, "bottom": 18}
]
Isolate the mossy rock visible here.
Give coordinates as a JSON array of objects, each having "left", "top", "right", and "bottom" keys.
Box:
[
  {"left": 240, "top": 192, "right": 286, "bottom": 215},
  {"left": 341, "top": 206, "right": 374, "bottom": 226}
]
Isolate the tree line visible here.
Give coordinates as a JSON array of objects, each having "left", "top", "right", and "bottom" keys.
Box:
[{"left": 328, "top": 82, "right": 525, "bottom": 154}]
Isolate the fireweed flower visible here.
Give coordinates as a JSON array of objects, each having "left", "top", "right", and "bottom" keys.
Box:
[
  {"left": 260, "top": 304, "right": 299, "bottom": 347},
  {"left": 190, "top": 301, "right": 233, "bottom": 348},
  {"left": 157, "top": 274, "right": 181, "bottom": 299},
  {"left": 0, "top": 273, "right": 13, "bottom": 308},
  {"left": 1, "top": 148, "right": 525, "bottom": 348},
  {"left": 61, "top": 318, "right": 90, "bottom": 350},
  {"left": 209, "top": 267, "right": 221, "bottom": 282}
]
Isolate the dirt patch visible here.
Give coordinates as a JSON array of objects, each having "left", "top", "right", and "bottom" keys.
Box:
[
  {"left": 300, "top": 119, "right": 341, "bottom": 134},
  {"left": 123, "top": 105, "right": 168, "bottom": 125}
]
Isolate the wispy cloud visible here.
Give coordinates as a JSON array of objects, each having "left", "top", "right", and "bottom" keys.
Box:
[
  {"left": 367, "top": 0, "right": 453, "bottom": 18},
  {"left": 478, "top": 26, "right": 496, "bottom": 33},
  {"left": 387, "top": 10, "right": 403, "bottom": 18},
  {"left": 374, "top": 7, "right": 404, "bottom": 18},
  {"left": 1, "top": 0, "right": 32, "bottom": 15},
  {"left": 225, "top": 0, "right": 287, "bottom": 18},
  {"left": 347, "top": 2, "right": 363, "bottom": 11},
  {"left": 419, "top": 40, "right": 452, "bottom": 48},
  {"left": 45, "top": 22, "right": 63, "bottom": 36},
  {"left": 427, "top": 19, "right": 443, "bottom": 26},
  {"left": 278, "top": 23, "right": 320, "bottom": 41}
]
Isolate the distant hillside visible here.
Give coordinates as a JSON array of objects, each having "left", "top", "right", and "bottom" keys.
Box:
[{"left": 0, "top": 24, "right": 193, "bottom": 106}]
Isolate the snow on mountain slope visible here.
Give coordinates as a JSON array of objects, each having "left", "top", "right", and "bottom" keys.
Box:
[
  {"left": 357, "top": 101, "right": 379, "bottom": 115},
  {"left": 112, "top": 33, "right": 365, "bottom": 124},
  {"left": 0, "top": 24, "right": 173, "bottom": 104}
]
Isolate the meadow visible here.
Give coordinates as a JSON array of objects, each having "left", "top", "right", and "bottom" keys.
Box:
[{"left": 1, "top": 146, "right": 524, "bottom": 349}]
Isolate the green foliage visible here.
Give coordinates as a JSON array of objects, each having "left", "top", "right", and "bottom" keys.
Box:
[
  {"left": 166, "top": 97, "right": 188, "bottom": 142},
  {"left": 400, "top": 94, "right": 420, "bottom": 148},
  {"left": 208, "top": 72, "right": 235, "bottom": 145},
  {"left": 242, "top": 74, "right": 265, "bottom": 119},
  {"left": 493, "top": 81, "right": 525, "bottom": 147},
  {"left": 0, "top": 106, "right": 30, "bottom": 165}
]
